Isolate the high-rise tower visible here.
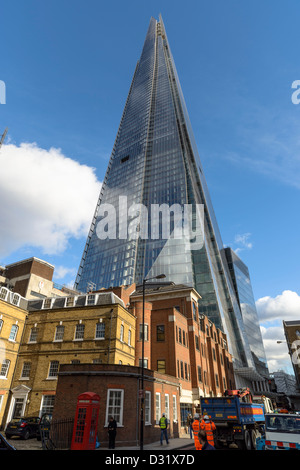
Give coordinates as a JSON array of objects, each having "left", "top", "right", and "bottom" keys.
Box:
[{"left": 75, "top": 16, "right": 261, "bottom": 375}]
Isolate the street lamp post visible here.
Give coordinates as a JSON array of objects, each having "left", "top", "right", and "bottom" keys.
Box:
[{"left": 140, "top": 273, "right": 166, "bottom": 451}]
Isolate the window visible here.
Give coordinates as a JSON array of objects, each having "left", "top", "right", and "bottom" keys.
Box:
[
  {"left": 215, "top": 374, "right": 219, "bottom": 388},
  {"left": 197, "top": 366, "right": 202, "bottom": 382},
  {"left": 184, "top": 363, "right": 188, "bottom": 380},
  {"left": 155, "top": 393, "right": 161, "bottom": 423},
  {"left": 0, "top": 359, "right": 10, "bottom": 378},
  {"left": 41, "top": 395, "right": 55, "bottom": 415},
  {"left": 9, "top": 324, "right": 18, "bottom": 342},
  {"left": 0, "top": 287, "right": 8, "bottom": 301},
  {"left": 11, "top": 294, "right": 20, "bottom": 306},
  {"left": 87, "top": 294, "right": 96, "bottom": 305},
  {"left": 180, "top": 361, "right": 184, "bottom": 379},
  {"left": 93, "top": 358, "right": 102, "bottom": 364},
  {"left": 106, "top": 389, "right": 124, "bottom": 426},
  {"left": 165, "top": 394, "right": 170, "bottom": 420},
  {"left": 43, "top": 298, "right": 52, "bottom": 309},
  {"left": 120, "top": 324, "right": 124, "bottom": 342},
  {"left": 48, "top": 361, "right": 59, "bottom": 378},
  {"left": 71, "top": 359, "right": 80, "bottom": 364},
  {"left": 66, "top": 297, "right": 75, "bottom": 307},
  {"left": 192, "top": 302, "right": 197, "bottom": 321},
  {"left": 95, "top": 322, "right": 105, "bottom": 340},
  {"left": 156, "top": 325, "right": 165, "bottom": 341},
  {"left": 145, "top": 391, "right": 151, "bottom": 425},
  {"left": 29, "top": 327, "right": 38, "bottom": 343},
  {"left": 21, "top": 362, "right": 31, "bottom": 379},
  {"left": 195, "top": 335, "right": 199, "bottom": 350},
  {"left": 178, "top": 328, "right": 182, "bottom": 344},
  {"left": 213, "top": 348, "right": 216, "bottom": 361},
  {"left": 13, "top": 398, "right": 24, "bottom": 419},
  {"left": 0, "top": 319, "right": 3, "bottom": 334},
  {"left": 173, "top": 395, "right": 177, "bottom": 422},
  {"left": 157, "top": 360, "right": 166, "bottom": 374},
  {"left": 54, "top": 325, "right": 64, "bottom": 341},
  {"left": 128, "top": 328, "right": 132, "bottom": 346},
  {"left": 74, "top": 323, "right": 85, "bottom": 340},
  {"left": 139, "top": 324, "right": 148, "bottom": 341},
  {"left": 139, "top": 358, "right": 148, "bottom": 368}
]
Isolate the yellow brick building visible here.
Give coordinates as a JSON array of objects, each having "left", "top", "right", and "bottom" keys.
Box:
[
  {"left": 0, "top": 287, "right": 28, "bottom": 428},
  {"left": 6, "top": 291, "right": 136, "bottom": 424}
]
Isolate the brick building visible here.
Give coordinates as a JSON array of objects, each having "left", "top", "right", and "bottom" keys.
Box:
[
  {"left": 0, "top": 257, "right": 78, "bottom": 300},
  {"left": 3, "top": 290, "right": 136, "bottom": 427},
  {"left": 129, "top": 282, "right": 235, "bottom": 427},
  {"left": 0, "top": 287, "right": 28, "bottom": 427},
  {"left": 53, "top": 363, "right": 180, "bottom": 447}
]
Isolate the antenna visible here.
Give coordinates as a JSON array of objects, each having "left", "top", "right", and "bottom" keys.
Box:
[{"left": 0, "top": 128, "right": 8, "bottom": 148}]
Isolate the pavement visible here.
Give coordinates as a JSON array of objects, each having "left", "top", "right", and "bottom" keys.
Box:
[
  {"left": 4, "top": 434, "right": 194, "bottom": 451},
  {"left": 97, "top": 436, "right": 195, "bottom": 451}
]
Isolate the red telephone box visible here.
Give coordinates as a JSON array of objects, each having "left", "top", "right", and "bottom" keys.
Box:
[{"left": 71, "top": 392, "right": 100, "bottom": 450}]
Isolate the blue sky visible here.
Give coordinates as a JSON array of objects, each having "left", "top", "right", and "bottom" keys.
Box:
[{"left": 1, "top": 0, "right": 300, "bottom": 373}]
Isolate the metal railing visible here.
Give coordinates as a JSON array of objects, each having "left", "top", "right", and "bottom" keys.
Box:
[{"left": 41, "top": 418, "right": 74, "bottom": 450}]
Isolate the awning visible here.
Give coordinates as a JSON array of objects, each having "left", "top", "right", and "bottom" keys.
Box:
[{"left": 234, "top": 367, "right": 266, "bottom": 382}]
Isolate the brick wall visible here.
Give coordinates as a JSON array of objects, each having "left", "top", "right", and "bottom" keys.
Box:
[{"left": 53, "top": 364, "right": 180, "bottom": 447}]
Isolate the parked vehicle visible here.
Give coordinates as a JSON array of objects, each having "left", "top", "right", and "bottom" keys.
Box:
[
  {"left": 200, "top": 391, "right": 265, "bottom": 450},
  {"left": 5, "top": 417, "right": 40, "bottom": 440},
  {"left": 0, "top": 433, "right": 16, "bottom": 450},
  {"left": 256, "top": 413, "right": 300, "bottom": 450},
  {"left": 37, "top": 413, "right": 52, "bottom": 441}
]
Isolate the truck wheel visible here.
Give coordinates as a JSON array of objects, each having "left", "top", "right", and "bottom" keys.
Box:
[
  {"left": 251, "top": 429, "right": 258, "bottom": 449},
  {"left": 244, "top": 430, "right": 252, "bottom": 450}
]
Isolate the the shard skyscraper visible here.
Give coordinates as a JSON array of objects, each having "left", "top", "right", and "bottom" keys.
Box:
[{"left": 75, "top": 16, "right": 261, "bottom": 376}]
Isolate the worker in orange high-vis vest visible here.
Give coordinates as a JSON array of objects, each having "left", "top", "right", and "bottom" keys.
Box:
[
  {"left": 192, "top": 413, "right": 202, "bottom": 450},
  {"left": 200, "top": 415, "right": 216, "bottom": 447}
]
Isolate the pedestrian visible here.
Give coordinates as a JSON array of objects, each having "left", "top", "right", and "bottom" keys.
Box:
[
  {"left": 200, "top": 414, "right": 216, "bottom": 447},
  {"left": 186, "top": 413, "right": 193, "bottom": 439},
  {"left": 159, "top": 413, "right": 169, "bottom": 445},
  {"left": 108, "top": 416, "right": 117, "bottom": 449},
  {"left": 192, "top": 413, "right": 202, "bottom": 450},
  {"left": 198, "top": 430, "right": 215, "bottom": 450}
]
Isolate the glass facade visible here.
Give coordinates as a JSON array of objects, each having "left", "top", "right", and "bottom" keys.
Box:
[
  {"left": 224, "top": 247, "right": 269, "bottom": 378},
  {"left": 75, "top": 16, "right": 255, "bottom": 370}
]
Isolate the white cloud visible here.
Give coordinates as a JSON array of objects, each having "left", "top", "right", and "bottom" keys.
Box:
[
  {"left": 53, "top": 265, "right": 77, "bottom": 280},
  {"left": 260, "top": 324, "right": 293, "bottom": 373},
  {"left": 256, "top": 290, "right": 300, "bottom": 373},
  {"left": 0, "top": 142, "right": 101, "bottom": 257},
  {"left": 256, "top": 290, "right": 300, "bottom": 323},
  {"left": 232, "top": 232, "right": 253, "bottom": 254}
]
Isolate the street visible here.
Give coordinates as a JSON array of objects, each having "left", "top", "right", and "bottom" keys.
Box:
[{"left": 5, "top": 436, "right": 43, "bottom": 450}]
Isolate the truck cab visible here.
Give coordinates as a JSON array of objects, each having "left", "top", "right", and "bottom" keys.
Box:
[
  {"left": 252, "top": 395, "right": 274, "bottom": 414},
  {"left": 257, "top": 413, "right": 300, "bottom": 450}
]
